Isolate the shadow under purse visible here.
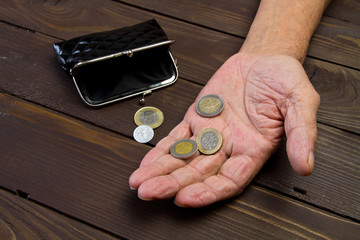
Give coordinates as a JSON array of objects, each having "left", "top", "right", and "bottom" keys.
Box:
[{"left": 53, "top": 19, "right": 178, "bottom": 106}]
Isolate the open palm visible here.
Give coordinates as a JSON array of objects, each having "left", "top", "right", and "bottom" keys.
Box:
[{"left": 129, "top": 53, "right": 320, "bottom": 207}]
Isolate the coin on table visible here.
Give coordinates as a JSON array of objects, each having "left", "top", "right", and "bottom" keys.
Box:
[
  {"left": 134, "top": 106, "right": 164, "bottom": 129},
  {"left": 133, "top": 125, "right": 154, "bottom": 143},
  {"left": 196, "top": 94, "right": 224, "bottom": 117},
  {"left": 196, "top": 128, "right": 223, "bottom": 155},
  {"left": 170, "top": 139, "right": 198, "bottom": 159}
]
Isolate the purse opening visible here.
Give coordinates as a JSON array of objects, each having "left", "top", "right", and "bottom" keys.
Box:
[{"left": 70, "top": 45, "right": 178, "bottom": 106}]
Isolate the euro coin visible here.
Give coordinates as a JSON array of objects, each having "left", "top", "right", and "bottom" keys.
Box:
[
  {"left": 170, "top": 139, "right": 198, "bottom": 159},
  {"left": 134, "top": 106, "right": 164, "bottom": 129},
  {"left": 196, "top": 128, "right": 222, "bottom": 155},
  {"left": 133, "top": 125, "right": 154, "bottom": 143},
  {"left": 196, "top": 94, "right": 224, "bottom": 117}
]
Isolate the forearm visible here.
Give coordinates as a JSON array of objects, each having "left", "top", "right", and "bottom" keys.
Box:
[{"left": 240, "top": 0, "right": 331, "bottom": 63}]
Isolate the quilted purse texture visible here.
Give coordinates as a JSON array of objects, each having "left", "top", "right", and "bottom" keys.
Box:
[
  {"left": 53, "top": 19, "right": 169, "bottom": 73},
  {"left": 53, "top": 19, "right": 178, "bottom": 106}
]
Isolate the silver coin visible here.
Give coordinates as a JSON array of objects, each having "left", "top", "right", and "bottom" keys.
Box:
[
  {"left": 196, "top": 94, "right": 224, "bottom": 117},
  {"left": 133, "top": 125, "right": 154, "bottom": 143},
  {"left": 196, "top": 128, "right": 222, "bottom": 155},
  {"left": 170, "top": 139, "right": 198, "bottom": 159}
]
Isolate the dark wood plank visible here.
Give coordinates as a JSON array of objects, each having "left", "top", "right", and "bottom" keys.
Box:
[
  {"left": 1, "top": 0, "right": 360, "bottom": 69},
  {"left": 1, "top": 21, "right": 359, "bottom": 136},
  {"left": 0, "top": 93, "right": 359, "bottom": 239},
  {"left": 325, "top": 0, "right": 360, "bottom": 24},
  {"left": 0, "top": 189, "right": 120, "bottom": 240},
  {"left": 121, "top": 0, "right": 258, "bottom": 37},
  {"left": 305, "top": 58, "right": 360, "bottom": 133},
  {"left": 118, "top": 0, "right": 360, "bottom": 69},
  {"left": 308, "top": 17, "right": 360, "bottom": 69}
]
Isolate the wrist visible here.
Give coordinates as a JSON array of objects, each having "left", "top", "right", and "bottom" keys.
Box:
[{"left": 239, "top": 0, "right": 330, "bottom": 63}]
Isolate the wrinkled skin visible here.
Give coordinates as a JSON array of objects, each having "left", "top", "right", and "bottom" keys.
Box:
[{"left": 129, "top": 53, "right": 320, "bottom": 208}]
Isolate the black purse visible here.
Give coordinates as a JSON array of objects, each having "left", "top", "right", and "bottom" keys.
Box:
[{"left": 53, "top": 19, "right": 178, "bottom": 106}]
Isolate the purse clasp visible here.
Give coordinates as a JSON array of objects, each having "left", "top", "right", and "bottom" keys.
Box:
[
  {"left": 123, "top": 50, "right": 133, "bottom": 57},
  {"left": 139, "top": 90, "right": 152, "bottom": 105}
]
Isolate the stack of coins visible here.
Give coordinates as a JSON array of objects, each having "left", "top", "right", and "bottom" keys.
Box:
[
  {"left": 170, "top": 94, "right": 224, "bottom": 159},
  {"left": 133, "top": 106, "right": 164, "bottom": 143}
]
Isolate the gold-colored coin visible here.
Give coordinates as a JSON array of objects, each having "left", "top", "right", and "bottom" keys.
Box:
[
  {"left": 134, "top": 106, "right": 164, "bottom": 129},
  {"left": 175, "top": 141, "right": 193, "bottom": 154},
  {"left": 196, "top": 128, "right": 222, "bottom": 155},
  {"left": 170, "top": 139, "right": 198, "bottom": 159}
]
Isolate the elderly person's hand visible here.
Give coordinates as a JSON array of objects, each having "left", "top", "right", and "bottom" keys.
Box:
[
  {"left": 129, "top": 53, "right": 319, "bottom": 207},
  {"left": 129, "top": 0, "right": 330, "bottom": 207}
]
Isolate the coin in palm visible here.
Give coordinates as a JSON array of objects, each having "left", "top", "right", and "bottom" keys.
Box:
[
  {"left": 170, "top": 139, "right": 198, "bottom": 159},
  {"left": 196, "top": 128, "right": 222, "bottom": 155},
  {"left": 196, "top": 94, "right": 224, "bottom": 117}
]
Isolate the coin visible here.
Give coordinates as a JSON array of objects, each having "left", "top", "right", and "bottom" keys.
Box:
[
  {"left": 196, "top": 128, "right": 222, "bottom": 155},
  {"left": 134, "top": 106, "right": 164, "bottom": 129},
  {"left": 170, "top": 139, "right": 198, "bottom": 159},
  {"left": 196, "top": 94, "right": 224, "bottom": 117},
  {"left": 133, "top": 125, "right": 154, "bottom": 143}
]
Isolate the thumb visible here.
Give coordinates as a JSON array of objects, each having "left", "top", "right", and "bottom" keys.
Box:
[{"left": 284, "top": 86, "right": 320, "bottom": 176}]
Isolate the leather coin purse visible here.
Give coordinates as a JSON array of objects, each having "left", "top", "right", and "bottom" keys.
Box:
[{"left": 53, "top": 19, "right": 178, "bottom": 106}]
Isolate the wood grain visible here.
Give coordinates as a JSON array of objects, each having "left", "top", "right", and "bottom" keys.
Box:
[
  {"left": 1, "top": 0, "right": 360, "bottom": 70},
  {"left": 0, "top": 189, "right": 120, "bottom": 240},
  {"left": 305, "top": 58, "right": 360, "bottom": 133},
  {"left": 118, "top": 0, "right": 360, "bottom": 69},
  {"left": 0, "top": 93, "right": 359, "bottom": 239},
  {"left": 325, "top": 0, "right": 360, "bottom": 24}
]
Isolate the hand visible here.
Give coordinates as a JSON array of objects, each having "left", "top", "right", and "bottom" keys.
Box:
[{"left": 129, "top": 53, "right": 320, "bottom": 207}]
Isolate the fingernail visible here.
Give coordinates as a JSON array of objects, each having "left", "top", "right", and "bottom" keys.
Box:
[
  {"left": 130, "top": 186, "right": 137, "bottom": 191},
  {"left": 174, "top": 200, "right": 187, "bottom": 208},
  {"left": 307, "top": 151, "right": 314, "bottom": 175},
  {"left": 138, "top": 195, "right": 153, "bottom": 201}
]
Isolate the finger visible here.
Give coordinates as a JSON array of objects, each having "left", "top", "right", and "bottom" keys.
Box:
[
  {"left": 284, "top": 87, "right": 320, "bottom": 176},
  {"left": 174, "top": 155, "right": 258, "bottom": 208},
  {"left": 129, "top": 154, "right": 192, "bottom": 190},
  {"left": 136, "top": 153, "right": 226, "bottom": 200}
]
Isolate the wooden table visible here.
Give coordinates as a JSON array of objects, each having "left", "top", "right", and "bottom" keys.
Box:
[{"left": 1, "top": 0, "right": 359, "bottom": 239}]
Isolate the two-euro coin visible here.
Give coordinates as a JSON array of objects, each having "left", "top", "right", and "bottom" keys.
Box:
[
  {"left": 196, "top": 94, "right": 224, "bottom": 117},
  {"left": 196, "top": 128, "right": 223, "bottom": 155},
  {"left": 170, "top": 139, "right": 198, "bottom": 159},
  {"left": 134, "top": 106, "right": 164, "bottom": 129}
]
